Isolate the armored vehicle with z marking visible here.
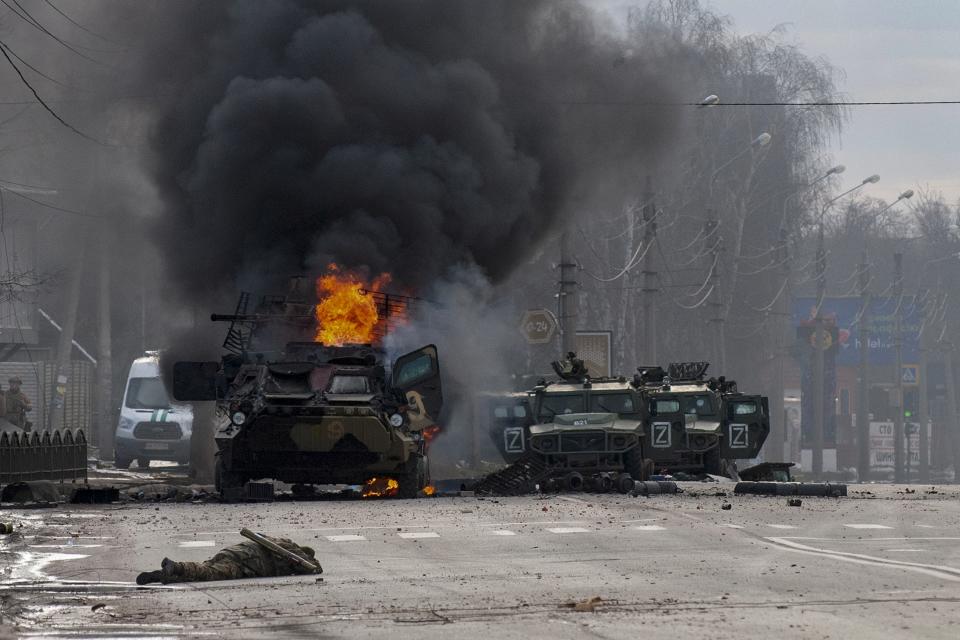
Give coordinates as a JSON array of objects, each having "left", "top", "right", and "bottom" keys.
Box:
[
  {"left": 475, "top": 355, "right": 650, "bottom": 495},
  {"left": 479, "top": 358, "right": 769, "bottom": 492},
  {"left": 172, "top": 280, "right": 442, "bottom": 498},
  {"left": 637, "top": 362, "right": 768, "bottom": 476}
]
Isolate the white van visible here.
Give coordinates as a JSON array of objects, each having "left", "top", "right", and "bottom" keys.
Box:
[{"left": 114, "top": 352, "right": 193, "bottom": 469}]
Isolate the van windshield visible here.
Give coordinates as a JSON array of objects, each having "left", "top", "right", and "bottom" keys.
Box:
[{"left": 126, "top": 377, "right": 170, "bottom": 410}]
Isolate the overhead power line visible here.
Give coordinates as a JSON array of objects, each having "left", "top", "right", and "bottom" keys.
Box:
[
  {"left": 0, "top": 41, "right": 105, "bottom": 144},
  {"left": 560, "top": 99, "right": 960, "bottom": 107},
  {"left": 0, "top": 0, "right": 112, "bottom": 62},
  {"left": 41, "top": 0, "right": 127, "bottom": 47}
]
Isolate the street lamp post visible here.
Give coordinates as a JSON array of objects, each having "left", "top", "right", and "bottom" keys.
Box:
[
  {"left": 812, "top": 174, "right": 880, "bottom": 480},
  {"left": 771, "top": 165, "right": 845, "bottom": 462},
  {"left": 708, "top": 132, "right": 772, "bottom": 373},
  {"left": 880, "top": 189, "right": 916, "bottom": 484},
  {"left": 856, "top": 189, "right": 914, "bottom": 482}
]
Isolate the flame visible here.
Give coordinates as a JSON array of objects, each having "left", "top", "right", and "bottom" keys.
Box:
[
  {"left": 423, "top": 485, "right": 436, "bottom": 496},
  {"left": 314, "top": 264, "right": 393, "bottom": 345},
  {"left": 423, "top": 425, "right": 441, "bottom": 444},
  {"left": 362, "top": 477, "right": 399, "bottom": 498}
]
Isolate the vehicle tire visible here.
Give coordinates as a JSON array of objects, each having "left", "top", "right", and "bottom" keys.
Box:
[
  {"left": 624, "top": 444, "right": 650, "bottom": 481},
  {"left": 114, "top": 453, "right": 132, "bottom": 470},
  {"left": 396, "top": 454, "right": 425, "bottom": 499},
  {"left": 135, "top": 458, "right": 150, "bottom": 469},
  {"left": 563, "top": 471, "right": 585, "bottom": 492},
  {"left": 593, "top": 473, "right": 613, "bottom": 493},
  {"left": 615, "top": 473, "right": 636, "bottom": 494}
]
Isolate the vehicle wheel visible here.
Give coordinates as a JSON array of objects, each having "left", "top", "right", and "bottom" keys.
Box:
[
  {"left": 114, "top": 453, "right": 132, "bottom": 470},
  {"left": 623, "top": 445, "right": 650, "bottom": 481},
  {"left": 396, "top": 454, "right": 425, "bottom": 499},
  {"left": 135, "top": 458, "right": 150, "bottom": 469}
]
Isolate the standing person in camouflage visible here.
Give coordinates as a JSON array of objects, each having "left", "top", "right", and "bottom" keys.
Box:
[
  {"left": 136, "top": 534, "right": 319, "bottom": 584},
  {"left": 5, "top": 377, "right": 31, "bottom": 431}
]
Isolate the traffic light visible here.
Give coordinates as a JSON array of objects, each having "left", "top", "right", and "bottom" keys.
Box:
[{"left": 902, "top": 388, "right": 919, "bottom": 420}]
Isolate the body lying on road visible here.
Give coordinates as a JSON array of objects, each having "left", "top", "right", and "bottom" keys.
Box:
[{"left": 136, "top": 530, "right": 321, "bottom": 584}]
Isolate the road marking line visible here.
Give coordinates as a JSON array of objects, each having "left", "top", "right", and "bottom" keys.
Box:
[
  {"left": 768, "top": 524, "right": 797, "bottom": 530},
  {"left": 781, "top": 537, "right": 960, "bottom": 542},
  {"left": 916, "top": 524, "right": 936, "bottom": 529},
  {"left": 479, "top": 521, "right": 585, "bottom": 527},
  {"left": 766, "top": 536, "right": 960, "bottom": 582},
  {"left": 719, "top": 524, "right": 744, "bottom": 529},
  {"left": 621, "top": 519, "right": 658, "bottom": 523},
  {"left": 845, "top": 524, "right": 893, "bottom": 530},
  {"left": 489, "top": 530, "right": 517, "bottom": 536},
  {"left": 178, "top": 541, "right": 216, "bottom": 548},
  {"left": 326, "top": 535, "right": 366, "bottom": 542},
  {"left": 37, "top": 536, "right": 115, "bottom": 540},
  {"left": 887, "top": 549, "right": 926, "bottom": 553},
  {"left": 398, "top": 532, "right": 440, "bottom": 539},
  {"left": 633, "top": 525, "right": 666, "bottom": 531},
  {"left": 547, "top": 527, "right": 590, "bottom": 534},
  {"left": 28, "top": 544, "right": 104, "bottom": 549},
  {"left": 556, "top": 496, "right": 589, "bottom": 504}
]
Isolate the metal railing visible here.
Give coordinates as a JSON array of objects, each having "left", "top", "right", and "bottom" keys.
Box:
[{"left": 0, "top": 429, "right": 88, "bottom": 484}]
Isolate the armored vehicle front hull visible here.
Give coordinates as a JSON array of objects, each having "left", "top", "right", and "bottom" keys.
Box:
[{"left": 215, "top": 414, "right": 424, "bottom": 490}]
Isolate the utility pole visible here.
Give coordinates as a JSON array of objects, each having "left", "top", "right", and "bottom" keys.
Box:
[
  {"left": 97, "top": 229, "right": 114, "bottom": 461},
  {"left": 918, "top": 290, "right": 930, "bottom": 482},
  {"left": 938, "top": 287, "right": 960, "bottom": 479},
  {"left": 893, "top": 253, "right": 905, "bottom": 483},
  {"left": 705, "top": 208, "right": 724, "bottom": 372},
  {"left": 50, "top": 235, "right": 87, "bottom": 432},
  {"left": 641, "top": 177, "right": 658, "bottom": 363},
  {"left": 857, "top": 249, "right": 871, "bottom": 482},
  {"left": 812, "top": 221, "right": 826, "bottom": 479},
  {"left": 769, "top": 227, "right": 790, "bottom": 462},
  {"left": 557, "top": 230, "right": 578, "bottom": 356}
]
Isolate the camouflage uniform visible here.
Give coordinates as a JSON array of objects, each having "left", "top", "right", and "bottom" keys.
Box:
[{"left": 137, "top": 536, "right": 317, "bottom": 584}]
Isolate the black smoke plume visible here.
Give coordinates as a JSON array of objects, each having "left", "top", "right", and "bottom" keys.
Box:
[{"left": 131, "top": 0, "right": 683, "bottom": 302}]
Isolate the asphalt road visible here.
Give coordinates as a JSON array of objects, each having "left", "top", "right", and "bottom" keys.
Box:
[{"left": 2, "top": 484, "right": 960, "bottom": 639}]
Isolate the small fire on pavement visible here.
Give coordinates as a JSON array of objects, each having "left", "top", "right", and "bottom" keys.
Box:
[
  {"left": 362, "top": 477, "right": 399, "bottom": 498},
  {"left": 422, "top": 485, "right": 436, "bottom": 496}
]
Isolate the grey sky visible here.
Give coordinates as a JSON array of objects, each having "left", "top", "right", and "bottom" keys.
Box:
[{"left": 597, "top": 0, "right": 960, "bottom": 205}]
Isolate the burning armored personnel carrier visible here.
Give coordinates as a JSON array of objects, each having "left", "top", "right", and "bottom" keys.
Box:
[
  {"left": 479, "top": 358, "right": 769, "bottom": 492},
  {"left": 173, "top": 276, "right": 442, "bottom": 498}
]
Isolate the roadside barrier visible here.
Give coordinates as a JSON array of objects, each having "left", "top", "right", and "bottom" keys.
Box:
[{"left": 0, "top": 429, "right": 87, "bottom": 484}]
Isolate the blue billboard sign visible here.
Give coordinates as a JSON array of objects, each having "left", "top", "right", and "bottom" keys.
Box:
[{"left": 792, "top": 296, "right": 920, "bottom": 366}]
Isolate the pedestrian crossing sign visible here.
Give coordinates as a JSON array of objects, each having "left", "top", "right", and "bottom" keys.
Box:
[{"left": 901, "top": 365, "right": 919, "bottom": 385}]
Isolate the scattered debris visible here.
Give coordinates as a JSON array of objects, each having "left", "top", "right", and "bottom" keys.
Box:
[
  {"left": 738, "top": 462, "right": 795, "bottom": 482},
  {"left": 721, "top": 502, "right": 732, "bottom": 510},
  {"left": 735, "top": 481, "right": 846, "bottom": 497},
  {"left": 565, "top": 596, "right": 603, "bottom": 612},
  {"left": 0, "top": 480, "right": 62, "bottom": 504},
  {"left": 0, "top": 523, "right": 15, "bottom": 534},
  {"left": 72, "top": 487, "right": 120, "bottom": 504},
  {"left": 632, "top": 480, "right": 680, "bottom": 497},
  {"left": 125, "top": 483, "right": 213, "bottom": 503},
  {"left": 787, "top": 498, "right": 802, "bottom": 507},
  {"left": 91, "top": 603, "right": 107, "bottom": 612}
]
